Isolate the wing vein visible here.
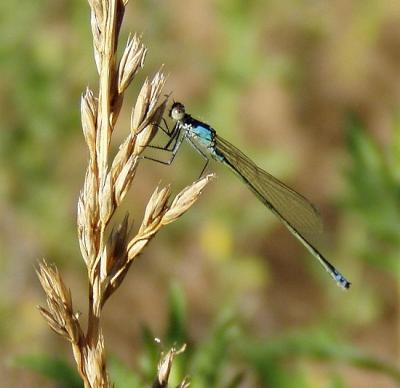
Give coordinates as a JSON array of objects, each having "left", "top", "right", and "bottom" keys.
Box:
[{"left": 215, "top": 135, "right": 323, "bottom": 244}]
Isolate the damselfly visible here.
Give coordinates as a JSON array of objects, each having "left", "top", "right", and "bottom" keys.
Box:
[{"left": 147, "top": 102, "right": 350, "bottom": 289}]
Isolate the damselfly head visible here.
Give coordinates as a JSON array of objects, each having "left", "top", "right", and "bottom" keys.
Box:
[{"left": 169, "top": 102, "right": 185, "bottom": 121}]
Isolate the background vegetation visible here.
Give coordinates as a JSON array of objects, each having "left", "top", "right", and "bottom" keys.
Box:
[{"left": 1, "top": 0, "right": 400, "bottom": 386}]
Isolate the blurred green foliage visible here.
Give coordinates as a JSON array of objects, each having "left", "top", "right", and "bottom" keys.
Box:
[
  {"left": 345, "top": 114, "right": 400, "bottom": 274},
  {"left": 2, "top": 0, "right": 400, "bottom": 386},
  {"left": 13, "top": 353, "right": 82, "bottom": 388},
  {"left": 17, "top": 285, "right": 400, "bottom": 387}
]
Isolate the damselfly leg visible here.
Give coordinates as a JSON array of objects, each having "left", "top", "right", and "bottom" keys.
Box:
[
  {"left": 186, "top": 137, "right": 209, "bottom": 178},
  {"left": 143, "top": 120, "right": 210, "bottom": 178},
  {"left": 142, "top": 125, "right": 185, "bottom": 166}
]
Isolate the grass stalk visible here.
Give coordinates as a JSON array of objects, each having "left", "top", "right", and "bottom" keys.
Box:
[{"left": 37, "top": 1, "right": 213, "bottom": 386}]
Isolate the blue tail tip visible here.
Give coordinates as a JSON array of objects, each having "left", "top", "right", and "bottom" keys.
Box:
[{"left": 335, "top": 273, "right": 351, "bottom": 290}]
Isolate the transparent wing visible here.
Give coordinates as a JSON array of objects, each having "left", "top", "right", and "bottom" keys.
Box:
[
  {"left": 215, "top": 135, "right": 322, "bottom": 244},
  {"left": 215, "top": 135, "right": 350, "bottom": 289}
]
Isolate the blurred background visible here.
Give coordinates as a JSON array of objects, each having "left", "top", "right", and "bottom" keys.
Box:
[{"left": 1, "top": 0, "right": 400, "bottom": 386}]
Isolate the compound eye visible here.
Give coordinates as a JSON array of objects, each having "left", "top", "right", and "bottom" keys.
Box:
[{"left": 171, "top": 103, "right": 185, "bottom": 120}]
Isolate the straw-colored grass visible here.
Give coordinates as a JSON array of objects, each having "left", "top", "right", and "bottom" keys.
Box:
[{"left": 37, "top": 0, "right": 213, "bottom": 386}]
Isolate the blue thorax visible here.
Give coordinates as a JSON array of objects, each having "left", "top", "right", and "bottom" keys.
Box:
[
  {"left": 179, "top": 115, "right": 224, "bottom": 161},
  {"left": 182, "top": 115, "right": 215, "bottom": 145}
]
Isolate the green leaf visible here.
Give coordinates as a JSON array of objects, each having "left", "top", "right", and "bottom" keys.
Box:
[
  {"left": 242, "top": 328, "right": 400, "bottom": 385},
  {"left": 344, "top": 114, "right": 400, "bottom": 273},
  {"left": 166, "top": 282, "right": 187, "bottom": 345},
  {"left": 191, "top": 310, "right": 240, "bottom": 387},
  {"left": 108, "top": 356, "right": 142, "bottom": 388},
  {"left": 139, "top": 324, "right": 160, "bottom": 380},
  {"left": 13, "top": 353, "right": 82, "bottom": 388}
]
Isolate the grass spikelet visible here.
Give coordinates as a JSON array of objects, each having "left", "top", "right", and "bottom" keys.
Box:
[{"left": 37, "top": 1, "right": 212, "bottom": 386}]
